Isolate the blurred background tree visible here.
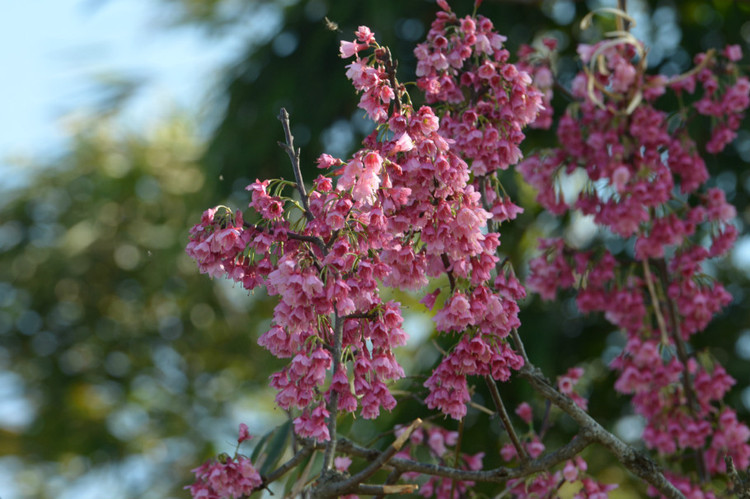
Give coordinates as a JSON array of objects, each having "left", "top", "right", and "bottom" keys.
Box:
[{"left": 2, "top": 0, "right": 750, "bottom": 498}]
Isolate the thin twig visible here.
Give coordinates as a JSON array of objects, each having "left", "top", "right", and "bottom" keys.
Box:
[
  {"left": 642, "top": 258, "right": 670, "bottom": 345},
  {"left": 441, "top": 254, "right": 456, "bottom": 292},
  {"left": 315, "top": 419, "right": 422, "bottom": 497},
  {"left": 654, "top": 259, "right": 707, "bottom": 481},
  {"left": 554, "top": 79, "right": 577, "bottom": 103},
  {"left": 277, "top": 108, "right": 313, "bottom": 222},
  {"left": 322, "top": 313, "right": 343, "bottom": 472},
  {"left": 510, "top": 328, "right": 530, "bottom": 364},
  {"left": 469, "top": 400, "right": 496, "bottom": 416},
  {"left": 373, "top": 469, "right": 404, "bottom": 498},
  {"left": 450, "top": 417, "right": 465, "bottom": 499},
  {"left": 726, "top": 456, "right": 750, "bottom": 498},
  {"left": 262, "top": 444, "right": 315, "bottom": 486},
  {"left": 243, "top": 220, "right": 327, "bottom": 254},
  {"left": 382, "top": 47, "right": 402, "bottom": 116},
  {"left": 617, "top": 0, "right": 629, "bottom": 31},
  {"left": 356, "top": 483, "right": 419, "bottom": 494},
  {"left": 485, "top": 376, "right": 529, "bottom": 463},
  {"left": 332, "top": 433, "right": 592, "bottom": 483}
]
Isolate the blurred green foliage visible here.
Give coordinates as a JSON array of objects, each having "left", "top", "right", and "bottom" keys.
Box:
[
  {"left": 0, "top": 116, "right": 284, "bottom": 498},
  {"left": 2, "top": 0, "right": 750, "bottom": 497}
]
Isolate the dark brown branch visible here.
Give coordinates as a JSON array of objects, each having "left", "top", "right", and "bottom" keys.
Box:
[
  {"left": 342, "top": 311, "right": 378, "bottom": 320},
  {"left": 441, "top": 254, "right": 456, "bottom": 292},
  {"left": 510, "top": 328, "right": 530, "bottom": 364},
  {"left": 617, "top": 0, "right": 630, "bottom": 31},
  {"left": 322, "top": 313, "right": 344, "bottom": 472},
  {"left": 382, "top": 47, "right": 402, "bottom": 116},
  {"left": 518, "top": 364, "right": 684, "bottom": 499},
  {"left": 333, "top": 432, "right": 592, "bottom": 483},
  {"left": 726, "top": 456, "right": 750, "bottom": 498},
  {"left": 654, "top": 259, "right": 707, "bottom": 481},
  {"left": 277, "top": 108, "right": 314, "bottom": 222},
  {"left": 262, "top": 444, "right": 315, "bottom": 486},
  {"left": 485, "top": 376, "right": 529, "bottom": 463},
  {"left": 243, "top": 220, "right": 327, "bottom": 254},
  {"left": 316, "top": 419, "right": 422, "bottom": 497}
]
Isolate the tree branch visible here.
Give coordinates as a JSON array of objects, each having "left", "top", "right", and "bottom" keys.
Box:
[
  {"left": 654, "top": 258, "right": 707, "bottom": 481},
  {"left": 262, "top": 444, "right": 315, "bottom": 486},
  {"left": 642, "top": 258, "right": 670, "bottom": 345},
  {"left": 332, "top": 432, "right": 592, "bottom": 483},
  {"left": 518, "top": 364, "right": 685, "bottom": 498},
  {"left": 356, "top": 483, "right": 419, "bottom": 494},
  {"left": 441, "top": 254, "right": 456, "bottom": 292},
  {"left": 726, "top": 456, "right": 750, "bottom": 498},
  {"left": 277, "top": 108, "right": 313, "bottom": 222},
  {"left": 485, "top": 376, "right": 529, "bottom": 463},
  {"left": 322, "top": 313, "right": 344, "bottom": 472},
  {"left": 315, "top": 419, "right": 422, "bottom": 497},
  {"left": 243, "top": 220, "right": 327, "bottom": 254}
]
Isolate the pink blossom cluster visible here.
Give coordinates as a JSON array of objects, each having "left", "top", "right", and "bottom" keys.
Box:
[
  {"left": 339, "top": 16, "right": 539, "bottom": 421},
  {"left": 500, "top": 399, "right": 618, "bottom": 498},
  {"left": 414, "top": 1, "right": 544, "bottom": 175},
  {"left": 185, "top": 207, "right": 251, "bottom": 279},
  {"left": 185, "top": 2, "right": 750, "bottom": 497},
  {"left": 521, "top": 37, "right": 750, "bottom": 494},
  {"left": 396, "top": 424, "right": 484, "bottom": 499},
  {"left": 516, "top": 39, "right": 558, "bottom": 130},
  {"left": 341, "top": 25, "right": 395, "bottom": 123},
  {"left": 186, "top": 424, "right": 262, "bottom": 499},
  {"left": 186, "top": 8, "right": 540, "bottom": 440},
  {"left": 188, "top": 187, "right": 407, "bottom": 439},
  {"left": 682, "top": 45, "right": 749, "bottom": 154}
]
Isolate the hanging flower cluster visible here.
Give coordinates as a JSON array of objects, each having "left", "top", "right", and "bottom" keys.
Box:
[
  {"left": 522, "top": 24, "right": 750, "bottom": 495},
  {"left": 188, "top": 1, "right": 543, "bottom": 437},
  {"left": 186, "top": 424, "right": 262, "bottom": 499},
  {"left": 185, "top": 2, "right": 749, "bottom": 498}
]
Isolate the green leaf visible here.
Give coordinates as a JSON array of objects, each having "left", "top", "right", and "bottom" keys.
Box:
[
  {"left": 259, "top": 420, "right": 291, "bottom": 476},
  {"left": 283, "top": 450, "right": 322, "bottom": 498},
  {"left": 250, "top": 427, "right": 275, "bottom": 463}
]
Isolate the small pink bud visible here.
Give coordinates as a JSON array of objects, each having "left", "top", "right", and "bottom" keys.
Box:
[
  {"left": 515, "top": 402, "right": 533, "bottom": 424},
  {"left": 563, "top": 460, "right": 578, "bottom": 482},
  {"left": 334, "top": 456, "right": 352, "bottom": 471},
  {"left": 238, "top": 423, "right": 252, "bottom": 444}
]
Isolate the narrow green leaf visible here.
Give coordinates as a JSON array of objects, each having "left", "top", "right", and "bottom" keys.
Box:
[
  {"left": 250, "top": 427, "right": 275, "bottom": 463},
  {"left": 283, "top": 450, "right": 322, "bottom": 498},
  {"left": 259, "top": 420, "right": 292, "bottom": 476}
]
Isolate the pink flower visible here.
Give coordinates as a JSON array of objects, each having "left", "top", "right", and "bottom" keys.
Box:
[
  {"left": 500, "top": 443, "right": 517, "bottom": 462},
  {"left": 515, "top": 402, "right": 533, "bottom": 424},
  {"left": 339, "top": 40, "right": 365, "bottom": 59},
  {"left": 433, "top": 292, "right": 474, "bottom": 332},
  {"left": 334, "top": 456, "right": 352, "bottom": 472},
  {"left": 391, "top": 132, "right": 414, "bottom": 153},
  {"left": 725, "top": 44, "right": 743, "bottom": 62},
  {"left": 420, "top": 289, "right": 441, "bottom": 310},
  {"left": 187, "top": 455, "right": 262, "bottom": 499},
  {"left": 355, "top": 26, "right": 375, "bottom": 44},
  {"left": 563, "top": 460, "right": 578, "bottom": 482},
  {"left": 526, "top": 439, "right": 545, "bottom": 458},
  {"left": 237, "top": 423, "right": 252, "bottom": 444}
]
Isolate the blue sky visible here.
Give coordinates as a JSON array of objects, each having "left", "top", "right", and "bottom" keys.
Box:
[{"left": 0, "top": 0, "right": 266, "bottom": 180}]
